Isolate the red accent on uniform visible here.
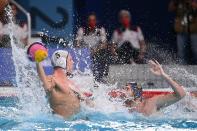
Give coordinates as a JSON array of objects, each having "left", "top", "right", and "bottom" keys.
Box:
[
  {"left": 108, "top": 90, "right": 197, "bottom": 99},
  {"left": 116, "top": 29, "right": 122, "bottom": 35},
  {"left": 142, "top": 91, "right": 174, "bottom": 98}
]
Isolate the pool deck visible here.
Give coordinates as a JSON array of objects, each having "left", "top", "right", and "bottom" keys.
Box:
[{"left": 0, "top": 87, "right": 18, "bottom": 97}]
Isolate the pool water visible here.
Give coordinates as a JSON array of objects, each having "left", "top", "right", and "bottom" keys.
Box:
[
  {"left": 1, "top": 5, "right": 196, "bottom": 130},
  {"left": 0, "top": 97, "right": 197, "bottom": 131}
]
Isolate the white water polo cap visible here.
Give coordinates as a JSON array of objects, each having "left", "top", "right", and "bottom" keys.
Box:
[{"left": 51, "top": 50, "right": 69, "bottom": 69}]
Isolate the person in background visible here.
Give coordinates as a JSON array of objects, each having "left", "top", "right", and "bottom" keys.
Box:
[
  {"left": 0, "top": 3, "right": 28, "bottom": 47},
  {"left": 111, "top": 10, "right": 146, "bottom": 64},
  {"left": 75, "top": 13, "right": 109, "bottom": 82},
  {"left": 169, "top": 0, "right": 197, "bottom": 64}
]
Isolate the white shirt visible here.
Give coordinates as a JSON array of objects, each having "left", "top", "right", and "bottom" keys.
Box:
[
  {"left": 76, "top": 27, "right": 107, "bottom": 48},
  {"left": 0, "top": 22, "right": 3, "bottom": 31},
  {"left": 111, "top": 27, "right": 144, "bottom": 49},
  {"left": 0, "top": 21, "right": 27, "bottom": 40}
]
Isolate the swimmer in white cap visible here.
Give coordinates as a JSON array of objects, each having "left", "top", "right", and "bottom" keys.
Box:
[{"left": 36, "top": 50, "right": 93, "bottom": 119}]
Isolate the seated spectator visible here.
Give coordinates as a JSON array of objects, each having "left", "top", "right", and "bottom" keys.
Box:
[
  {"left": 0, "top": 3, "right": 28, "bottom": 47},
  {"left": 111, "top": 10, "right": 146, "bottom": 64},
  {"left": 75, "top": 13, "right": 109, "bottom": 82},
  {"left": 169, "top": 0, "right": 197, "bottom": 64}
]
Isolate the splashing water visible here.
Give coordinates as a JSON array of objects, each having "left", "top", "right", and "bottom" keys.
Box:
[
  {"left": 0, "top": 4, "right": 197, "bottom": 131},
  {"left": 168, "top": 66, "right": 197, "bottom": 88},
  {"left": 4, "top": 6, "right": 50, "bottom": 117},
  {"left": 3, "top": 5, "right": 197, "bottom": 118}
]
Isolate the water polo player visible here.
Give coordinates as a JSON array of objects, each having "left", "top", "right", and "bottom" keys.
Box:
[
  {"left": 33, "top": 47, "right": 93, "bottom": 118},
  {"left": 109, "top": 60, "right": 186, "bottom": 116}
]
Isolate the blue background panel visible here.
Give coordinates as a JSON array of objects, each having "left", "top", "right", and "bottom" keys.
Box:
[{"left": 0, "top": 48, "right": 91, "bottom": 86}]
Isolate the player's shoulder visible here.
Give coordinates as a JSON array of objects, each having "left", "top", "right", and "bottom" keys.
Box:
[{"left": 145, "top": 95, "right": 161, "bottom": 105}]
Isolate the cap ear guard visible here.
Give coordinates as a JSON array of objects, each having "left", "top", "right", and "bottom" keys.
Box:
[
  {"left": 52, "top": 57, "right": 67, "bottom": 69},
  {"left": 134, "top": 85, "right": 142, "bottom": 100},
  {"left": 51, "top": 50, "right": 69, "bottom": 69},
  {"left": 128, "top": 82, "right": 143, "bottom": 100}
]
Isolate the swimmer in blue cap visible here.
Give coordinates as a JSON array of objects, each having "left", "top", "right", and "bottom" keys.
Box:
[
  {"left": 124, "top": 82, "right": 142, "bottom": 101},
  {"left": 124, "top": 60, "right": 186, "bottom": 116},
  {"left": 36, "top": 50, "right": 93, "bottom": 119}
]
